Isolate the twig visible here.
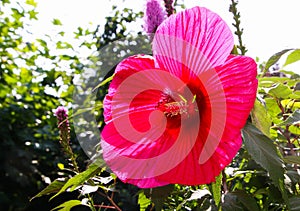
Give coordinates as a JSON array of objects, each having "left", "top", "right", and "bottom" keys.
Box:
[
  {"left": 97, "top": 191, "right": 122, "bottom": 211},
  {"left": 94, "top": 204, "right": 119, "bottom": 209}
]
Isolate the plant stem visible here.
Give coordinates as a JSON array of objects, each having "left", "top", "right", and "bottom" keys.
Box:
[
  {"left": 97, "top": 191, "right": 122, "bottom": 211},
  {"left": 222, "top": 170, "right": 228, "bottom": 194},
  {"left": 229, "top": 0, "right": 247, "bottom": 55}
]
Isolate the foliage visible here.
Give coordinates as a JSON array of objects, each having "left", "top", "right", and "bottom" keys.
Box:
[
  {"left": 0, "top": 0, "right": 91, "bottom": 210},
  {"left": 1, "top": 0, "right": 300, "bottom": 210}
]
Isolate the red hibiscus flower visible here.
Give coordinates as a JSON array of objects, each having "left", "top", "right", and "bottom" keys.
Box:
[{"left": 101, "top": 6, "right": 258, "bottom": 188}]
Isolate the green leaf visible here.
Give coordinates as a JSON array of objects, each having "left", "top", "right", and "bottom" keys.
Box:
[
  {"left": 26, "top": 0, "right": 37, "bottom": 7},
  {"left": 284, "top": 49, "right": 300, "bottom": 66},
  {"left": 52, "top": 18, "right": 62, "bottom": 26},
  {"left": 295, "top": 82, "right": 300, "bottom": 91},
  {"left": 4, "top": 73, "right": 18, "bottom": 84},
  {"left": 150, "top": 185, "right": 174, "bottom": 211},
  {"left": 28, "top": 10, "right": 38, "bottom": 20},
  {"left": 2, "top": 0, "right": 10, "bottom": 5},
  {"left": 265, "top": 98, "right": 281, "bottom": 118},
  {"left": 0, "top": 84, "right": 10, "bottom": 98},
  {"left": 222, "top": 193, "right": 243, "bottom": 211},
  {"left": 138, "top": 191, "right": 152, "bottom": 211},
  {"left": 267, "top": 83, "right": 292, "bottom": 99},
  {"left": 277, "top": 110, "right": 300, "bottom": 126},
  {"left": 231, "top": 45, "right": 239, "bottom": 55},
  {"left": 242, "top": 123, "right": 288, "bottom": 206},
  {"left": 58, "top": 31, "right": 65, "bottom": 36},
  {"left": 258, "top": 77, "right": 290, "bottom": 88},
  {"left": 262, "top": 49, "right": 292, "bottom": 76},
  {"left": 57, "top": 163, "right": 64, "bottom": 170},
  {"left": 11, "top": 8, "right": 24, "bottom": 20},
  {"left": 283, "top": 156, "right": 300, "bottom": 165},
  {"left": 30, "top": 179, "right": 66, "bottom": 201},
  {"left": 231, "top": 191, "right": 259, "bottom": 211},
  {"left": 37, "top": 38, "right": 48, "bottom": 48},
  {"left": 286, "top": 170, "right": 300, "bottom": 184},
  {"left": 59, "top": 54, "right": 75, "bottom": 60},
  {"left": 289, "top": 125, "right": 300, "bottom": 135},
  {"left": 20, "top": 67, "right": 32, "bottom": 82},
  {"left": 92, "top": 74, "right": 114, "bottom": 92},
  {"left": 50, "top": 163, "right": 101, "bottom": 200},
  {"left": 289, "top": 91, "right": 300, "bottom": 99},
  {"left": 251, "top": 99, "right": 272, "bottom": 136},
  {"left": 56, "top": 41, "right": 73, "bottom": 49},
  {"left": 289, "top": 196, "right": 300, "bottom": 211},
  {"left": 211, "top": 173, "right": 222, "bottom": 207},
  {"left": 51, "top": 200, "right": 83, "bottom": 211},
  {"left": 281, "top": 99, "right": 299, "bottom": 110}
]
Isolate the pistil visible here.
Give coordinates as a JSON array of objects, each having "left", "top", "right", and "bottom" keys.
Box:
[{"left": 156, "top": 93, "right": 197, "bottom": 118}]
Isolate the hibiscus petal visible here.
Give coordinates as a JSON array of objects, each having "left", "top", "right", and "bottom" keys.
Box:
[
  {"left": 194, "top": 55, "right": 257, "bottom": 165},
  {"left": 104, "top": 55, "right": 156, "bottom": 123},
  {"left": 201, "top": 55, "right": 257, "bottom": 172},
  {"left": 101, "top": 140, "right": 169, "bottom": 188},
  {"left": 102, "top": 55, "right": 204, "bottom": 187},
  {"left": 153, "top": 6, "right": 234, "bottom": 77},
  {"left": 101, "top": 111, "right": 200, "bottom": 187},
  {"left": 217, "top": 55, "right": 258, "bottom": 134},
  {"left": 152, "top": 56, "right": 257, "bottom": 185},
  {"left": 155, "top": 121, "right": 216, "bottom": 185}
]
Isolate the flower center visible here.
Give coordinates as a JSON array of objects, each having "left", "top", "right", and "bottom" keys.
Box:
[
  {"left": 156, "top": 92, "right": 197, "bottom": 118},
  {"left": 160, "top": 101, "right": 188, "bottom": 117}
]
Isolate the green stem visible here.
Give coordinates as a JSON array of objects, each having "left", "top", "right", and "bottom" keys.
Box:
[
  {"left": 229, "top": 0, "right": 247, "bottom": 55},
  {"left": 88, "top": 194, "right": 97, "bottom": 211}
]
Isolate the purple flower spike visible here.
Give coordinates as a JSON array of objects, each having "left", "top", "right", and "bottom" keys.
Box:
[
  {"left": 144, "top": 0, "right": 166, "bottom": 36},
  {"left": 55, "top": 106, "right": 67, "bottom": 119},
  {"left": 55, "top": 106, "right": 68, "bottom": 121},
  {"left": 54, "top": 106, "right": 79, "bottom": 171},
  {"left": 55, "top": 106, "right": 71, "bottom": 152}
]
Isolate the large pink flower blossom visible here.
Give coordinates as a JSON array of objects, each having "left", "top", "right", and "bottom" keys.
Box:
[{"left": 101, "top": 6, "right": 258, "bottom": 188}]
